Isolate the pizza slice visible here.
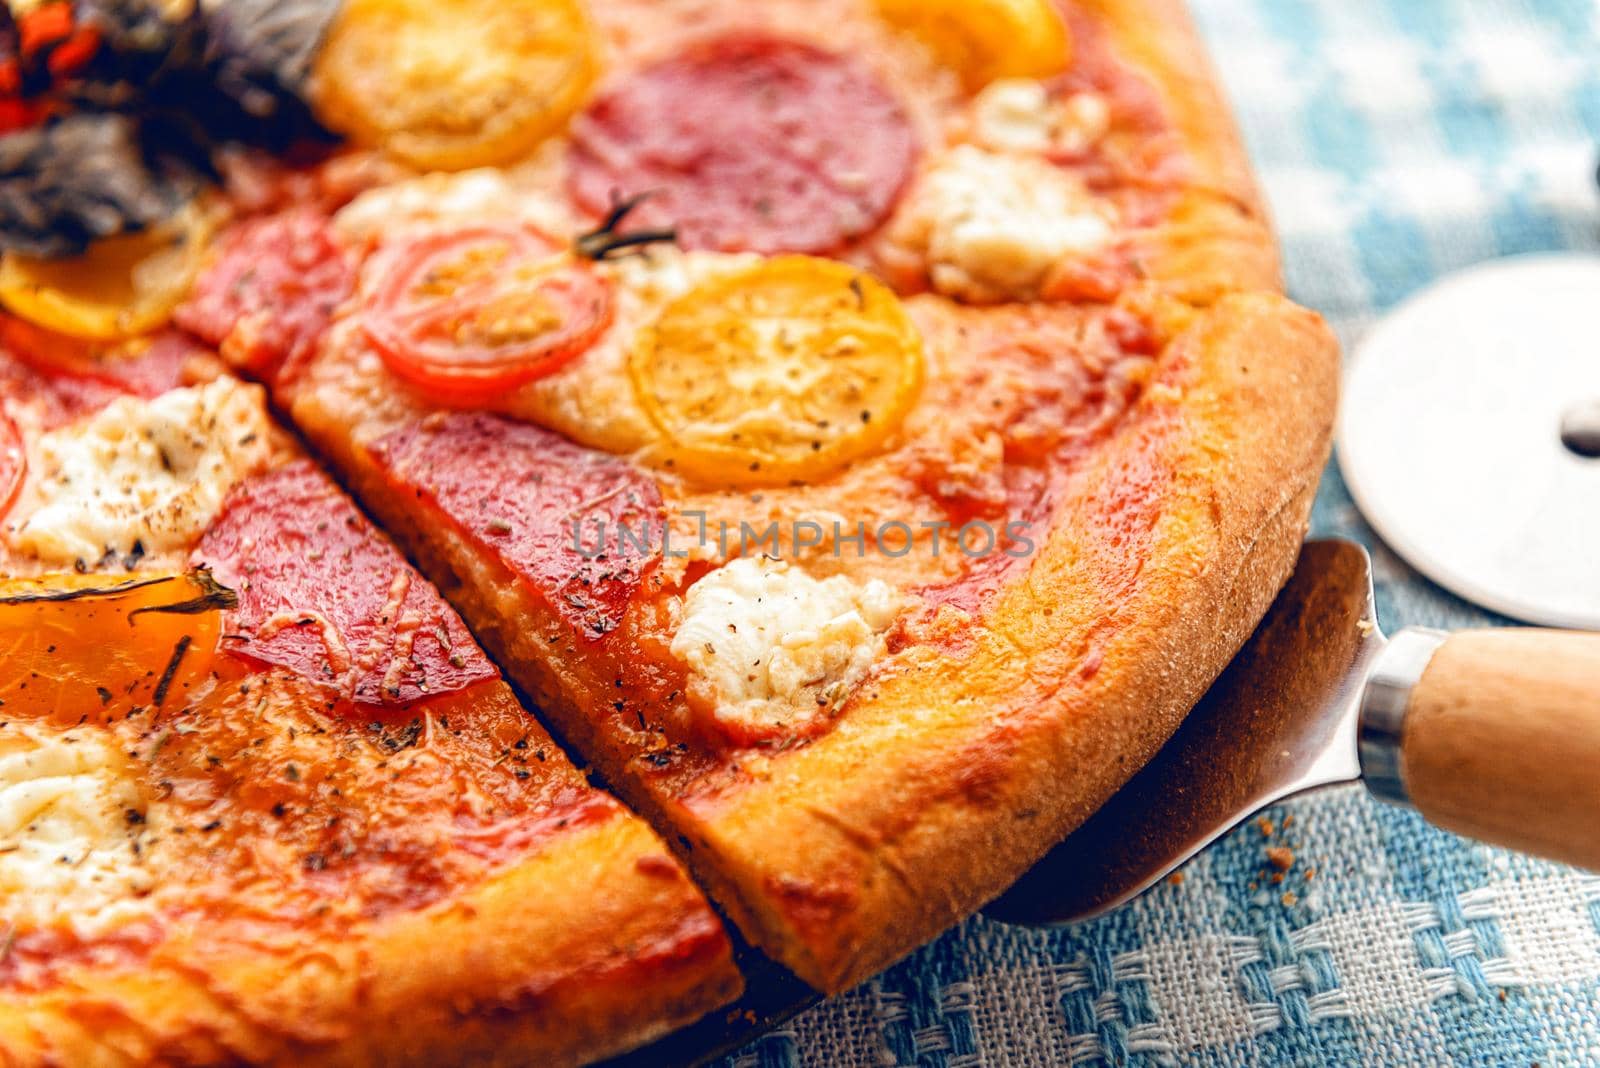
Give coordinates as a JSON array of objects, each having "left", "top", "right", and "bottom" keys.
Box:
[
  {"left": 160, "top": 0, "right": 1336, "bottom": 994},
  {"left": 0, "top": 333, "right": 740, "bottom": 1064}
]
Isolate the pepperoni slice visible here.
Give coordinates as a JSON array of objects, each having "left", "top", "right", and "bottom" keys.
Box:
[
  {"left": 368, "top": 412, "right": 663, "bottom": 640},
  {"left": 175, "top": 207, "right": 355, "bottom": 387},
  {"left": 194, "top": 459, "right": 499, "bottom": 706},
  {"left": 0, "top": 321, "right": 204, "bottom": 428},
  {"left": 567, "top": 34, "right": 919, "bottom": 255},
  {"left": 0, "top": 349, "right": 125, "bottom": 428}
]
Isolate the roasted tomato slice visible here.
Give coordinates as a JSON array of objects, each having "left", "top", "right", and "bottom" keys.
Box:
[
  {"left": 363, "top": 225, "right": 612, "bottom": 398},
  {"left": 310, "top": 0, "right": 598, "bottom": 170},
  {"left": 0, "top": 204, "right": 212, "bottom": 341},
  {"left": 0, "top": 571, "right": 234, "bottom": 726},
  {"left": 631, "top": 256, "right": 924, "bottom": 486},
  {"left": 875, "top": 0, "right": 1071, "bottom": 90},
  {"left": 0, "top": 406, "right": 23, "bottom": 520}
]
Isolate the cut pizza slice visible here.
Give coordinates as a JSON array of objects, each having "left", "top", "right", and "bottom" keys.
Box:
[
  {"left": 0, "top": 336, "right": 740, "bottom": 1065},
  {"left": 282, "top": 270, "right": 1333, "bottom": 994},
  {"left": 161, "top": 0, "right": 1339, "bottom": 997}
]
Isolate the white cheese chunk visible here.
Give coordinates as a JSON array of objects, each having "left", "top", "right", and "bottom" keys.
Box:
[
  {"left": 887, "top": 144, "right": 1115, "bottom": 303},
  {"left": 6, "top": 378, "right": 274, "bottom": 567},
  {"left": 970, "top": 79, "right": 1111, "bottom": 157},
  {"left": 671, "top": 556, "right": 904, "bottom": 738},
  {"left": 0, "top": 726, "right": 162, "bottom": 934}
]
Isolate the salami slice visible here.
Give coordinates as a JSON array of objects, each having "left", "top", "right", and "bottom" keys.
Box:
[
  {"left": 175, "top": 207, "right": 355, "bottom": 386},
  {"left": 0, "top": 324, "right": 204, "bottom": 428},
  {"left": 567, "top": 34, "right": 918, "bottom": 255},
  {"left": 194, "top": 458, "right": 499, "bottom": 705},
  {"left": 368, "top": 412, "right": 663, "bottom": 640}
]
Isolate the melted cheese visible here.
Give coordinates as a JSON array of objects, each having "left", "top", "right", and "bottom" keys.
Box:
[
  {"left": 503, "top": 246, "right": 760, "bottom": 455},
  {"left": 332, "top": 168, "right": 577, "bottom": 245},
  {"left": 0, "top": 726, "right": 161, "bottom": 934},
  {"left": 671, "top": 556, "right": 903, "bottom": 737},
  {"left": 969, "top": 79, "right": 1110, "bottom": 156},
  {"left": 884, "top": 144, "right": 1115, "bottom": 303},
  {"left": 6, "top": 378, "right": 274, "bottom": 567}
]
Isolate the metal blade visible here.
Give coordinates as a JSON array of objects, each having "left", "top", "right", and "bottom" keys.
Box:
[{"left": 987, "top": 539, "right": 1384, "bottom": 926}]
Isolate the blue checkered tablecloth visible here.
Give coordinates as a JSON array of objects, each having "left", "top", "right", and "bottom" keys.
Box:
[{"left": 725, "top": 1, "right": 1600, "bottom": 1064}]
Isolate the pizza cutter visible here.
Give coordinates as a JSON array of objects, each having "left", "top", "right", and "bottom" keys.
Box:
[
  {"left": 988, "top": 538, "right": 1600, "bottom": 926},
  {"left": 1339, "top": 252, "right": 1600, "bottom": 629}
]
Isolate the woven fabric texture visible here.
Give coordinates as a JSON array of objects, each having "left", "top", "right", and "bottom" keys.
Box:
[{"left": 723, "top": 0, "right": 1600, "bottom": 1064}]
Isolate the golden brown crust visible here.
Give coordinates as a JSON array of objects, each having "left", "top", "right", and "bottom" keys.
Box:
[
  {"left": 683, "top": 291, "right": 1335, "bottom": 988},
  {"left": 1090, "top": 0, "right": 1284, "bottom": 297},
  {"left": 1092, "top": 0, "right": 1267, "bottom": 213},
  {"left": 0, "top": 810, "right": 741, "bottom": 1067}
]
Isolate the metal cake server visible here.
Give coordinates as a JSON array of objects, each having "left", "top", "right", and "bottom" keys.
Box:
[
  {"left": 610, "top": 538, "right": 1600, "bottom": 1065},
  {"left": 989, "top": 538, "right": 1600, "bottom": 927}
]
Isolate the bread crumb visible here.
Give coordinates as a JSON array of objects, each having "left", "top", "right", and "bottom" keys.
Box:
[
  {"left": 1281, "top": 891, "right": 1298, "bottom": 906},
  {"left": 1256, "top": 817, "right": 1275, "bottom": 837},
  {"left": 1266, "top": 845, "right": 1295, "bottom": 871},
  {"left": 1167, "top": 871, "right": 1185, "bottom": 886}
]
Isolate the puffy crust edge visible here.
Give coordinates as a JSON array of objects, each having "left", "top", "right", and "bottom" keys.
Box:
[
  {"left": 0, "top": 763, "right": 742, "bottom": 1066},
  {"left": 1088, "top": 0, "right": 1285, "bottom": 296},
  {"left": 683, "top": 291, "right": 1338, "bottom": 989}
]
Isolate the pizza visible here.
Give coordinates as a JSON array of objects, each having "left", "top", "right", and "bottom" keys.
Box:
[
  {"left": 0, "top": 0, "right": 1338, "bottom": 1062},
  {"left": 0, "top": 335, "right": 741, "bottom": 1063}
]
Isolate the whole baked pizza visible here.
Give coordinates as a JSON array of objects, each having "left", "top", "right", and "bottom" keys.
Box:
[{"left": 0, "top": 0, "right": 1337, "bottom": 1064}]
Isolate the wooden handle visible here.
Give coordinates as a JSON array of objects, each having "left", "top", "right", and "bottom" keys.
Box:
[{"left": 1401, "top": 628, "right": 1600, "bottom": 871}]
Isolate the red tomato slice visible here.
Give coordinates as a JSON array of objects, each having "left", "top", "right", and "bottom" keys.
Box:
[
  {"left": 0, "top": 406, "right": 24, "bottom": 521},
  {"left": 363, "top": 225, "right": 612, "bottom": 398}
]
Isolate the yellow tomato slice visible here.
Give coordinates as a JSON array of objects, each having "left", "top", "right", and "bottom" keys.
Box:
[
  {"left": 875, "top": 0, "right": 1072, "bottom": 90},
  {"left": 632, "top": 257, "right": 924, "bottom": 486},
  {"left": 0, "top": 571, "right": 234, "bottom": 726},
  {"left": 0, "top": 205, "right": 212, "bottom": 341},
  {"left": 311, "top": 0, "right": 599, "bottom": 171}
]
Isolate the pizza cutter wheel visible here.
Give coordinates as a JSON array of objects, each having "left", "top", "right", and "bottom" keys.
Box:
[{"left": 1339, "top": 252, "right": 1600, "bottom": 629}]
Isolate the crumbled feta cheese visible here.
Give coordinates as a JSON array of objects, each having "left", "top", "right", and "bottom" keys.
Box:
[
  {"left": 970, "top": 80, "right": 1110, "bottom": 157},
  {"left": 7, "top": 378, "right": 274, "bottom": 566},
  {"left": 971, "top": 78, "right": 1057, "bottom": 153},
  {"left": 0, "top": 726, "right": 163, "bottom": 934},
  {"left": 887, "top": 144, "right": 1115, "bottom": 303},
  {"left": 670, "top": 556, "right": 904, "bottom": 738}
]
